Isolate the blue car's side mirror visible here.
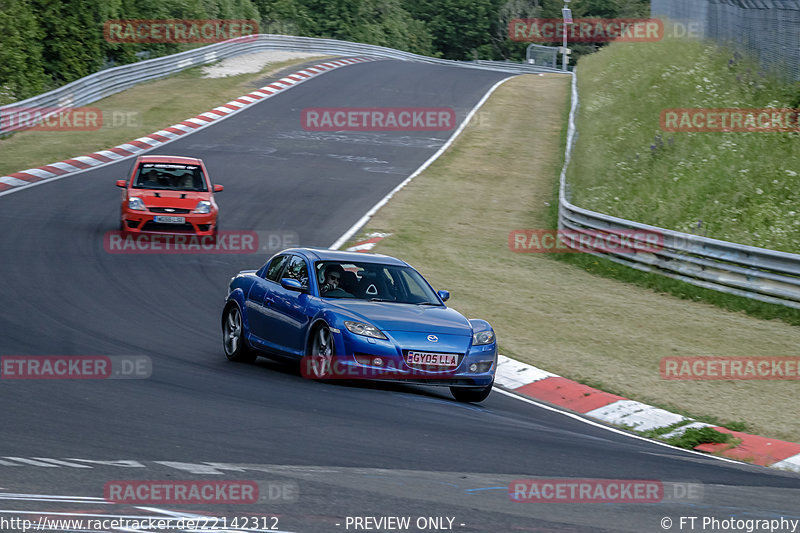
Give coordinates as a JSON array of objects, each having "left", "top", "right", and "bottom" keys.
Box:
[
  {"left": 281, "top": 278, "right": 307, "bottom": 292},
  {"left": 437, "top": 289, "right": 450, "bottom": 302}
]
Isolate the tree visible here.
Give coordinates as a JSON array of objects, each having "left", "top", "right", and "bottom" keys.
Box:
[
  {"left": 573, "top": 0, "right": 650, "bottom": 18},
  {"left": 404, "top": 0, "right": 496, "bottom": 59},
  {"left": 0, "top": 0, "right": 46, "bottom": 103},
  {"left": 31, "top": 0, "right": 106, "bottom": 84},
  {"left": 350, "top": 0, "right": 434, "bottom": 55},
  {"left": 251, "top": 0, "right": 312, "bottom": 34}
]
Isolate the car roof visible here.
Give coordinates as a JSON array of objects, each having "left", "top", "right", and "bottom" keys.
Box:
[
  {"left": 284, "top": 248, "right": 409, "bottom": 266},
  {"left": 138, "top": 155, "right": 203, "bottom": 165}
]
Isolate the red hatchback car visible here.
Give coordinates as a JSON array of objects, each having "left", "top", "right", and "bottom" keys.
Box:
[{"left": 116, "top": 155, "right": 223, "bottom": 235}]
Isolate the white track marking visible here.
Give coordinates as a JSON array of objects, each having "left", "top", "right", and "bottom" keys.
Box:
[
  {"left": 47, "top": 162, "right": 82, "bottom": 173},
  {"left": 66, "top": 459, "right": 146, "bottom": 468},
  {"left": 584, "top": 399, "right": 688, "bottom": 431},
  {"left": 495, "top": 355, "right": 557, "bottom": 388},
  {"left": 773, "top": 453, "right": 800, "bottom": 472},
  {"left": 18, "top": 167, "right": 56, "bottom": 178},
  {"left": 2, "top": 457, "right": 60, "bottom": 467},
  {"left": 0, "top": 493, "right": 105, "bottom": 502},
  {"left": 31, "top": 458, "right": 93, "bottom": 468},
  {"left": 0, "top": 177, "right": 31, "bottom": 187}
]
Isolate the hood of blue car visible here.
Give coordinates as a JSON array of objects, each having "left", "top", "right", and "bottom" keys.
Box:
[{"left": 327, "top": 300, "right": 472, "bottom": 336}]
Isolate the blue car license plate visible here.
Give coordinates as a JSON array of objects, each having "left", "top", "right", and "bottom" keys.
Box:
[{"left": 406, "top": 352, "right": 458, "bottom": 367}]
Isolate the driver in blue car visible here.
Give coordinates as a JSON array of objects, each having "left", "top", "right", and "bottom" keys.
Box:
[{"left": 320, "top": 264, "right": 354, "bottom": 298}]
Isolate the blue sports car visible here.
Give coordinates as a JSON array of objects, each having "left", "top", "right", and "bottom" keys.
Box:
[{"left": 221, "top": 248, "right": 497, "bottom": 402}]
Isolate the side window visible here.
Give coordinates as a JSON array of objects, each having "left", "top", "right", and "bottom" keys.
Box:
[
  {"left": 283, "top": 256, "right": 309, "bottom": 287},
  {"left": 126, "top": 160, "right": 137, "bottom": 183},
  {"left": 264, "top": 255, "right": 289, "bottom": 282}
]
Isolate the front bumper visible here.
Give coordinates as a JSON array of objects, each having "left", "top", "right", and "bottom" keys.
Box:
[
  {"left": 330, "top": 329, "right": 497, "bottom": 388},
  {"left": 121, "top": 211, "right": 217, "bottom": 235}
]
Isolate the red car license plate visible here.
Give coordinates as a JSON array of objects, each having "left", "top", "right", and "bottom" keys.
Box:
[{"left": 154, "top": 215, "right": 185, "bottom": 224}]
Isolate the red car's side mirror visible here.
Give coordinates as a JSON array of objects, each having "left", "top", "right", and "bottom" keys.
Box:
[
  {"left": 213, "top": 184, "right": 224, "bottom": 193},
  {"left": 116, "top": 179, "right": 127, "bottom": 188}
]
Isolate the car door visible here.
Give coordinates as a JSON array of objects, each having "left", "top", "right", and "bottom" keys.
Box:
[
  {"left": 266, "top": 254, "right": 311, "bottom": 356},
  {"left": 245, "top": 253, "right": 288, "bottom": 351}
]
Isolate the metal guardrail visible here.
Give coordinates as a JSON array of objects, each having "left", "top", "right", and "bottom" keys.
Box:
[
  {"left": 3, "top": 32, "right": 797, "bottom": 308},
  {"left": 0, "top": 34, "right": 559, "bottom": 134},
  {"left": 557, "top": 73, "right": 800, "bottom": 309}
]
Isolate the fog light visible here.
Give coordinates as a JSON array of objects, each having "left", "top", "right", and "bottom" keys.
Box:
[
  {"left": 469, "top": 363, "right": 478, "bottom": 372},
  {"left": 373, "top": 357, "right": 383, "bottom": 366}
]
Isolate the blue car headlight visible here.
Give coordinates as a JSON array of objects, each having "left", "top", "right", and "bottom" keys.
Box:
[
  {"left": 472, "top": 330, "right": 495, "bottom": 346},
  {"left": 344, "top": 321, "right": 387, "bottom": 340}
]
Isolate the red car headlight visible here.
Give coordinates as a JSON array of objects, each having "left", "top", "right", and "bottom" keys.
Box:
[{"left": 193, "top": 201, "right": 212, "bottom": 214}]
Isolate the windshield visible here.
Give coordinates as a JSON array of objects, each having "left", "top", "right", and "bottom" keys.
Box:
[
  {"left": 315, "top": 261, "right": 441, "bottom": 304},
  {"left": 132, "top": 163, "right": 208, "bottom": 191}
]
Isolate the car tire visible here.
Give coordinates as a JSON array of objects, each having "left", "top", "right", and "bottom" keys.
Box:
[
  {"left": 308, "top": 324, "right": 335, "bottom": 379},
  {"left": 222, "top": 303, "right": 257, "bottom": 363},
  {"left": 450, "top": 382, "right": 493, "bottom": 403}
]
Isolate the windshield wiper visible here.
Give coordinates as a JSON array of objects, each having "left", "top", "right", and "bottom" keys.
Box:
[{"left": 368, "top": 298, "right": 396, "bottom": 302}]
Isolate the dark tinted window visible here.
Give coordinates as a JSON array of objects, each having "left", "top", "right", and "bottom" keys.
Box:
[
  {"left": 314, "top": 261, "right": 440, "bottom": 304},
  {"left": 133, "top": 163, "right": 207, "bottom": 191},
  {"left": 264, "top": 255, "right": 289, "bottom": 282}
]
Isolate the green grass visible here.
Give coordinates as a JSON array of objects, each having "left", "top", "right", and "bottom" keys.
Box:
[
  {"left": 662, "top": 427, "right": 735, "bottom": 450},
  {"left": 549, "top": 251, "right": 800, "bottom": 326},
  {"left": 567, "top": 37, "right": 800, "bottom": 253}
]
